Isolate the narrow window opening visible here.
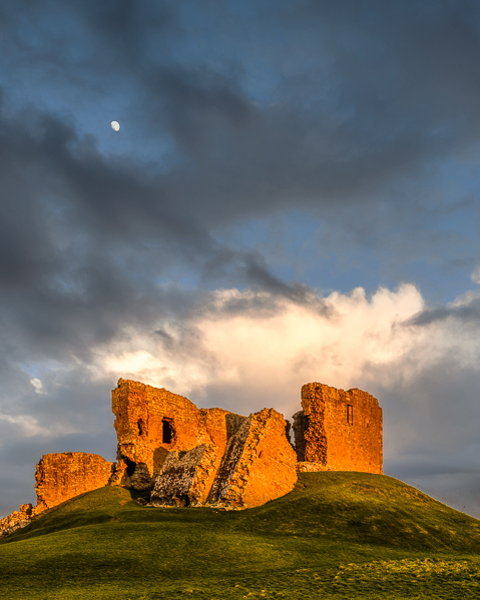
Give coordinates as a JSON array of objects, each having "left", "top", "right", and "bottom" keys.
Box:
[
  {"left": 162, "top": 418, "right": 174, "bottom": 444},
  {"left": 347, "top": 404, "right": 354, "bottom": 425},
  {"left": 124, "top": 458, "right": 136, "bottom": 476},
  {"left": 137, "top": 418, "right": 145, "bottom": 436}
]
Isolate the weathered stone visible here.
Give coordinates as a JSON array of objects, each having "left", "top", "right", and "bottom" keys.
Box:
[
  {"left": 296, "top": 461, "right": 330, "bottom": 472},
  {"left": 2, "top": 378, "right": 385, "bottom": 523},
  {"left": 0, "top": 503, "right": 33, "bottom": 539},
  {"left": 35, "top": 452, "right": 115, "bottom": 511},
  {"left": 208, "top": 408, "right": 298, "bottom": 508},
  {"left": 293, "top": 383, "right": 383, "bottom": 474},
  {"left": 151, "top": 444, "right": 221, "bottom": 507},
  {"left": 112, "top": 378, "right": 245, "bottom": 489},
  {"left": 127, "top": 383, "right": 297, "bottom": 508}
]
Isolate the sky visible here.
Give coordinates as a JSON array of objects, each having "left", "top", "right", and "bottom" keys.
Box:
[{"left": 1, "top": 0, "right": 480, "bottom": 518}]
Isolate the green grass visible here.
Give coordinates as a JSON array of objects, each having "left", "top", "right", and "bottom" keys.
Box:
[{"left": 2, "top": 472, "right": 480, "bottom": 599}]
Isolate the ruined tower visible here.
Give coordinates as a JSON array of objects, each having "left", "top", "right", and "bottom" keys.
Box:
[
  {"left": 111, "top": 378, "right": 246, "bottom": 489},
  {"left": 293, "top": 382, "right": 383, "bottom": 474}
]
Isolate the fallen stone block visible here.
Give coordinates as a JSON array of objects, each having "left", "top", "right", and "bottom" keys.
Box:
[
  {"left": 151, "top": 444, "right": 221, "bottom": 507},
  {"left": 208, "top": 408, "right": 297, "bottom": 509}
]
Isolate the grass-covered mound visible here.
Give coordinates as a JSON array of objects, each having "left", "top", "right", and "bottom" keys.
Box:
[
  {"left": 2, "top": 472, "right": 480, "bottom": 599},
  {"left": 233, "top": 471, "right": 480, "bottom": 551}
]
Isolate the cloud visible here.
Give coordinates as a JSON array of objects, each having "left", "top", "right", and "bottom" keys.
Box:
[
  {"left": 93, "top": 284, "right": 426, "bottom": 413},
  {"left": 30, "top": 378, "right": 45, "bottom": 395},
  {"left": 2, "top": 280, "right": 480, "bottom": 518},
  {"left": 4, "top": 1, "right": 480, "bottom": 232},
  {"left": 471, "top": 266, "right": 480, "bottom": 284},
  {"left": 408, "top": 291, "right": 480, "bottom": 326}
]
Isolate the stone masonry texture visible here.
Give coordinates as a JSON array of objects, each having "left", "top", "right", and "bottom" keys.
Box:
[
  {"left": 35, "top": 452, "right": 115, "bottom": 511},
  {"left": 111, "top": 378, "right": 245, "bottom": 490},
  {"left": 114, "top": 380, "right": 297, "bottom": 506},
  {"left": 0, "top": 503, "right": 33, "bottom": 539},
  {"left": 150, "top": 444, "right": 222, "bottom": 507},
  {"left": 207, "top": 408, "right": 298, "bottom": 508},
  {"left": 293, "top": 382, "right": 383, "bottom": 474}
]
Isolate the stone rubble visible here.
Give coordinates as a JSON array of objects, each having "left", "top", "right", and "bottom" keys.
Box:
[
  {"left": 0, "top": 504, "right": 34, "bottom": 539},
  {"left": 151, "top": 443, "right": 222, "bottom": 507}
]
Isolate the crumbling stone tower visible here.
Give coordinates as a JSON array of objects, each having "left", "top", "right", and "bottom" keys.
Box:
[
  {"left": 293, "top": 382, "right": 383, "bottom": 474},
  {"left": 112, "top": 378, "right": 247, "bottom": 489}
]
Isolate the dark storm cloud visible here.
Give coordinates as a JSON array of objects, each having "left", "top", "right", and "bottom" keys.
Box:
[
  {"left": 0, "top": 0, "right": 477, "bottom": 376},
  {"left": 0, "top": 0, "right": 478, "bottom": 356},
  {"left": 408, "top": 296, "right": 480, "bottom": 326},
  {"left": 108, "top": 0, "right": 480, "bottom": 250},
  {"left": 3, "top": 0, "right": 480, "bottom": 234},
  {"left": 157, "top": 3, "right": 479, "bottom": 209},
  {"left": 0, "top": 82, "right": 328, "bottom": 362},
  {"left": 242, "top": 254, "right": 311, "bottom": 302},
  {"left": 0, "top": 99, "right": 214, "bottom": 359},
  {"left": 147, "top": 66, "right": 252, "bottom": 152}
]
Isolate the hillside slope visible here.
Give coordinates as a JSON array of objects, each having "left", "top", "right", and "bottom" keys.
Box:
[
  {"left": 2, "top": 472, "right": 480, "bottom": 599},
  {"left": 233, "top": 471, "right": 480, "bottom": 550}
]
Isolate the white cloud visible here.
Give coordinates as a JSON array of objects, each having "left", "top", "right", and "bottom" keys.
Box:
[
  {"left": 30, "top": 378, "right": 45, "bottom": 395},
  {"left": 84, "top": 282, "right": 480, "bottom": 477},
  {"left": 5, "top": 282, "right": 480, "bottom": 516},
  {"left": 0, "top": 412, "right": 78, "bottom": 438},
  {"left": 471, "top": 266, "right": 480, "bottom": 285},
  {"left": 92, "top": 283, "right": 429, "bottom": 415}
]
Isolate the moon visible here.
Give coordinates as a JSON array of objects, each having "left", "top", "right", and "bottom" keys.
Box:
[{"left": 111, "top": 121, "right": 120, "bottom": 131}]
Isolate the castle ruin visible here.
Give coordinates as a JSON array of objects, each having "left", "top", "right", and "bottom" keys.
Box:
[
  {"left": 0, "top": 379, "right": 383, "bottom": 537},
  {"left": 294, "top": 383, "right": 383, "bottom": 474}
]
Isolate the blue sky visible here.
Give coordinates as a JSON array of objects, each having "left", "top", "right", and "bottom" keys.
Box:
[{"left": 2, "top": 0, "right": 480, "bottom": 518}]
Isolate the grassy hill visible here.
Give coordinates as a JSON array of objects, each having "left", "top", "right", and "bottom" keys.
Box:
[{"left": 2, "top": 472, "right": 480, "bottom": 599}]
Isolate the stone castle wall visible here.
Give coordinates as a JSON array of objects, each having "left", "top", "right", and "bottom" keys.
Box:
[
  {"left": 115, "top": 380, "right": 298, "bottom": 508},
  {"left": 150, "top": 407, "right": 297, "bottom": 509},
  {"left": 111, "top": 378, "right": 246, "bottom": 489},
  {"left": 35, "top": 452, "right": 115, "bottom": 511},
  {"left": 293, "top": 383, "right": 383, "bottom": 474}
]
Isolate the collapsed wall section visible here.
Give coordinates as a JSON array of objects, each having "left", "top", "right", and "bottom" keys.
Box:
[
  {"left": 150, "top": 444, "right": 221, "bottom": 507},
  {"left": 0, "top": 504, "right": 33, "bottom": 539},
  {"left": 294, "top": 383, "right": 383, "bottom": 474},
  {"left": 112, "top": 379, "right": 246, "bottom": 489},
  {"left": 35, "top": 452, "right": 115, "bottom": 511},
  {"left": 208, "top": 408, "right": 298, "bottom": 508}
]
